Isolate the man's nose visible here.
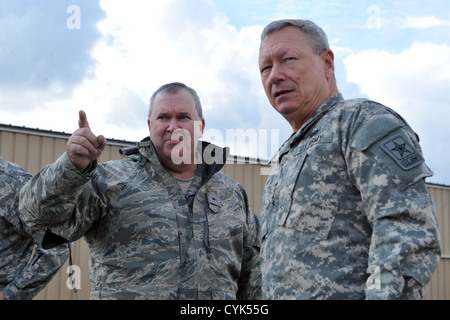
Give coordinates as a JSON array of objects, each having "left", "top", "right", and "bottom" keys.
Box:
[
  {"left": 268, "top": 63, "right": 286, "bottom": 84},
  {"left": 166, "top": 118, "right": 179, "bottom": 132}
]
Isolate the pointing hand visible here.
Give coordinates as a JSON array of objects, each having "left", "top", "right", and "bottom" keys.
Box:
[{"left": 66, "top": 110, "right": 106, "bottom": 172}]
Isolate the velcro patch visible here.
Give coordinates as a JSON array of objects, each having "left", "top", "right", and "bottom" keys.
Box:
[{"left": 380, "top": 134, "right": 424, "bottom": 170}]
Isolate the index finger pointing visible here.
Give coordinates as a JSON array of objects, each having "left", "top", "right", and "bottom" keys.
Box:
[{"left": 78, "top": 110, "right": 90, "bottom": 129}]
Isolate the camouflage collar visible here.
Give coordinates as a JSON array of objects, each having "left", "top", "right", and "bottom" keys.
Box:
[
  {"left": 119, "top": 137, "right": 229, "bottom": 178},
  {"left": 277, "top": 93, "right": 344, "bottom": 159},
  {"left": 292, "top": 93, "right": 343, "bottom": 144}
]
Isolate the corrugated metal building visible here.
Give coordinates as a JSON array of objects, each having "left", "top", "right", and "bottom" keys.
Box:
[{"left": 1, "top": 123, "right": 448, "bottom": 300}]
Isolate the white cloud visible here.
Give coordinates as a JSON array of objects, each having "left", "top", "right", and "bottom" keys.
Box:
[
  {"left": 2, "top": 0, "right": 449, "bottom": 174},
  {"left": 401, "top": 15, "right": 450, "bottom": 29},
  {"left": 0, "top": 0, "right": 284, "bottom": 158},
  {"left": 86, "top": 0, "right": 271, "bottom": 143},
  {"left": 344, "top": 41, "right": 450, "bottom": 184}
]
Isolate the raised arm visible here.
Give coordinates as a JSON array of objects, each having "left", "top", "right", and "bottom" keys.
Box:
[{"left": 19, "top": 111, "right": 107, "bottom": 247}]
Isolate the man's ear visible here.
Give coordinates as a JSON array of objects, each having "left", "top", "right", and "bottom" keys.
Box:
[
  {"left": 201, "top": 118, "right": 205, "bottom": 135},
  {"left": 321, "top": 49, "right": 335, "bottom": 80},
  {"left": 196, "top": 118, "right": 205, "bottom": 139},
  {"left": 147, "top": 119, "right": 151, "bottom": 137}
]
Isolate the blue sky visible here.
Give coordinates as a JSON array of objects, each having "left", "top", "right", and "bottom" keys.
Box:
[{"left": 0, "top": 0, "right": 449, "bottom": 184}]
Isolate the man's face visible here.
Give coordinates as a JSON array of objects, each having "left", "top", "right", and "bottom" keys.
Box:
[
  {"left": 259, "top": 26, "right": 334, "bottom": 130},
  {"left": 148, "top": 89, "right": 205, "bottom": 167}
]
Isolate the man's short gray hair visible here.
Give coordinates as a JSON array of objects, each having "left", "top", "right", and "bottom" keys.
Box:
[
  {"left": 260, "top": 19, "right": 330, "bottom": 55},
  {"left": 148, "top": 82, "right": 203, "bottom": 119}
]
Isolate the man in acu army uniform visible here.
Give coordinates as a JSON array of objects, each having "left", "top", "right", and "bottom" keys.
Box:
[
  {"left": 19, "top": 82, "right": 261, "bottom": 300},
  {"left": 258, "top": 19, "right": 441, "bottom": 299},
  {"left": 1, "top": 157, "right": 69, "bottom": 300}
]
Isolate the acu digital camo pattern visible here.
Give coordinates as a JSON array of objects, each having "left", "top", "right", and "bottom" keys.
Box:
[
  {"left": 261, "top": 94, "right": 441, "bottom": 300},
  {"left": 0, "top": 157, "right": 69, "bottom": 300},
  {"left": 19, "top": 140, "right": 261, "bottom": 300}
]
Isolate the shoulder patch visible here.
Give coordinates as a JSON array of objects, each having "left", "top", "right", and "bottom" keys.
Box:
[{"left": 380, "top": 134, "right": 424, "bottom": 170}]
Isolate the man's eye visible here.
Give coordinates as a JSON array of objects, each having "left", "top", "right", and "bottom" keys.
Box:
[{"left": 261, "top": 65, "right": 272, "bottom": 73}]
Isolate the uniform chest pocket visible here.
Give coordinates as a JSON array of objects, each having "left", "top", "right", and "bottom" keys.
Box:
[
  {"left": 275, "top": 151, "right": 308, "bottom": 226},
  {"left": 280, "top": 148, "right": 341, "bottom": 240}
]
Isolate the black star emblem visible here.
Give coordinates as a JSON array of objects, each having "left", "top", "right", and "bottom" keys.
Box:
[{"left": 391, "top": 141, "right": 412, "bottom": 158}]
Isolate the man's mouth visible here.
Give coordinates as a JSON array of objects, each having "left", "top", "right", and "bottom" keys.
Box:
[
  {"left": 274, "top": 89, "right": 293, "bottom": 98},
  {"left": 165, "top": 138, "right": 182, "bottom": 144},
  {"left": 164, "top": 133, "right": 186, "bottom": 145}
]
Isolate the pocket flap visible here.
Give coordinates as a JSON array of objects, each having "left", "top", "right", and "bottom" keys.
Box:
[{"left": 207, "top": 192, "right": 221, "bottom": 213}]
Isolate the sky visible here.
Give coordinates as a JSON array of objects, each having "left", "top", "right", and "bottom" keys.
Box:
[{"left": 0, "top": 0, "right": 449, "bottom": 184}]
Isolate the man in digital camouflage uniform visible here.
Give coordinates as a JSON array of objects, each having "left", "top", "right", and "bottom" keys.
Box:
[
  {"left": 258, "top": 19, "right": 441, "bottom": 299},
  {"left": 1, "top": 157, "right": 69, "bottom": 300},
  {"left": 19, "top": 82, "right": 261, "bottom": 300}
]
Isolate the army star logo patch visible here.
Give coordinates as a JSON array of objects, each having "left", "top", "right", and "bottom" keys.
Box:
[{"left": 381, "top": 135, "right": 424, "bottom": 170}]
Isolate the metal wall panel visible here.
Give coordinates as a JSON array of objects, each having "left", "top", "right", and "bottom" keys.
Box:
[
  {"left": 424, "top": 186, "right": 450, "bottom": 300},
  {"left": 1, "top": 125, "right": 449, "bottom": 300}
]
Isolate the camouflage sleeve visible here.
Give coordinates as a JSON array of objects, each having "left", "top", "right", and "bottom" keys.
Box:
[
  {"left": 19, "top": 152, "right": 103, "bottom": 247},
  {"left": 348, "top": 113, "right": 441, "bottom": 299},
  {"left": 1, "top": 158, "right": 70, "bottom": 300},
  {"left": 3, "top": 245, "right": 69, "bottom": 300},
  {"left": 236, "top": 187, "right": 262, "bottom": 300}
]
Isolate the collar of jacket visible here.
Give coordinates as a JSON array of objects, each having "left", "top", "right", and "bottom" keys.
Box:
[
  {"left": 120, "top": 137, "right": 230, "bottom": 178},
  {"left": 277, "top": 93, "right": 344, "bottom": 160}
]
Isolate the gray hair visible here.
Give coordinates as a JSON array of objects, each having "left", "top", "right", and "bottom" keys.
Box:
[
  {"left": 260, "top": 19, "right": 330, "bottom": 55},
  {"left": 148, "top": 82, "right": 203, "bottom": 119}
]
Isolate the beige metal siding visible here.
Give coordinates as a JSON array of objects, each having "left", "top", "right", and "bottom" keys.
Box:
[
  {"left": 0, "top": 129, "right": 128, "bottom": 175},
  {"left": 223, "top": 160, "right": 270, "bottom": 215},
  {"left": 1, "top": 125, "right": 449, "bottom": 300},
  {"left": 424, "top": 185, "right": 450, "bottom": 300}
]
